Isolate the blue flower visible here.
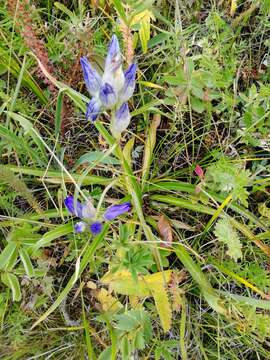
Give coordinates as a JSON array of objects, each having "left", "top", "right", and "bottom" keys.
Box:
[
  {"left": 103, "top": 202, "right": 131, "bottom": 221},
  {"left": 80, "top": 35, "right": 137, "bottom": 137},
  {"left": 64, "top": 196, "right": 132, "bottom": 235}
]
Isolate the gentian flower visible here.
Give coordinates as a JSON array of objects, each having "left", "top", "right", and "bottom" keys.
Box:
[
  {"left": 80, "top": 35, "right": 137, "bottom": 138},
  {"left": 64, "top": 195, "right": 131, "bottom": 235}
]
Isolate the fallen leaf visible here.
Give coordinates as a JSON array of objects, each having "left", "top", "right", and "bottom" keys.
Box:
[
  {"left": 158, "top": 215, "right": 173, "bottom": 247},
  {"left": 86, "top": 281, "right": 97, "bottom": 290}
]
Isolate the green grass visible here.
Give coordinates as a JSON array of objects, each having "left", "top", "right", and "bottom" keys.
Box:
[{"left": 1, "top": 0, "right": 270, "bottom": 359}]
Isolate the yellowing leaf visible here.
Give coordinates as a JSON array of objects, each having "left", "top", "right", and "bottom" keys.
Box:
[
  {"left": 131, "top": 10, "right": 155, "bottom": 54},
  {"left": 138, "top": 81, "right": 164, "bottom": 90},
  {"left": 142, "top": 114, "right": 161, "bottom": 183},
  {"left": 230, "top": 0, "right": 237, "bottom": 16},
  {"left": 258, "top": 203, "right": 270, "bottom": 219},
  {"left": 94, "top": 288, "right": 123, "bottom": 314},
  {"left": 139, "top": 19, "right": 150, "bottom": 54},
  {"left": 101, "top": 269, "right": 172, "bottom": 296},
  {"left": 101, "top": 269, "right": 173, "bottom": 332},
  {"left": 152, "top": 285, "right": 171, "bottom": 332},
  {"left": 130, "top": 10, "right": 155, "bottom": 26}
]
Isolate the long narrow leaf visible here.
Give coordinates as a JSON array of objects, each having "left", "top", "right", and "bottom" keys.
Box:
[
  {"left": 33, "top": 223, "right": 73, "bottom": 250},
  {"left": 0, "top": 242, "right": 17, "bottom": 269},
  {"left": 174, "top": 245, "right": 227, "bottom": 315},
  {"left": 31, "top": 224, "right": 109, "bottom": 329},
  {"left": 19, "top": 248, "right": 35, "bottom": 277},
  {"left": 1, "top": 273, "right": 21, "bottom": 302}
]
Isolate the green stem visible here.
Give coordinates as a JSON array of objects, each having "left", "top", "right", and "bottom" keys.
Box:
[{"left": 95, "top": 122, "right": 161, "bottom": 269}]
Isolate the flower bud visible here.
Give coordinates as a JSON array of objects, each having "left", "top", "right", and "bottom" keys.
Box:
[
  {"left": 104, "top": 202, "right": 131, "bottom": 221},
  {"left": 86, "top": 97, "right": 101, "bottom": 121},
  {"left": 103, "top": 35, "right": 125, "bottom": 93},
  {"left": 74, "top": 221, "right": 86, "bottom": 233},
  {"left": 119, "top": 64, "right": 137, "bottom": 103},
  {"left": 90, "top": 222, "right": 103, "bottom": 235},
  {"left": 111, "top": 103, "right": 131, "bottom": 138},
  {"left": 105, "top": 35, "right": 122, "bottom": 73},
  {"left": 64, "top": 195, "right": 83, "bottom": 217}
]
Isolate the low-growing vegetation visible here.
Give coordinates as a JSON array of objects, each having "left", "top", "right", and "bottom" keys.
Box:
[{"left": 1, "top": 1, "right": 270, "bottom": 359}]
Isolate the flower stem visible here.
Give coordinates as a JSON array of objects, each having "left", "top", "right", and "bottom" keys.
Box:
[{"left": 95, "top": 121, "right": 162, "bottom": 270}]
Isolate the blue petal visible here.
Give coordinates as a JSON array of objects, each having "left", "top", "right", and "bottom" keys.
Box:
[
  {"left": 103, "top": 35, "right": 125, "bottom": 94},
  {"left": 105, "top": 35, "right": 122, "bottom": 73},
  {"left": 64, "top": 196, "right": 83, "bottom": 217},
  {"left": 86, "top": 97, "right": 102, "bottom": 121},
  {"left": 103, "top": 202, "right": 132, "bottom": 221},
  {"left": 119, "top": 63, "right": 137, "bottom": 103},
  {"left": 90, "top": 222, "right": 103, "bottom": 235},
  {"left": 80, "top": 57, "right": 102, "bottom": 96},
  {"left": 74, "top": 221, "right": 86, "bottom": 233},
  {"left": 99, "top": 83, "right": 117, "bottom": 108}
]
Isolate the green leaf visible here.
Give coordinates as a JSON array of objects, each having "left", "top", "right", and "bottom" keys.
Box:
[
  {"left": 98, "top": 346, "right": 112, "bottom": 360},
  {"left": 120, "top": 336, "right": 130, "bottom": 359},
  {"left": 0, "top": 242, "right": 17, "bottom": 270},
  {"left": 19, "top": 248, "right": 34, "bottom": 277},
  {"left": 205, "top": 158, "right": 250, "bottom": 207},
  {"left": 0, "top": 124, "right": 44, "bottom": 166},
  {"left": 55, "top": 90, "right": 64, "bottom": 137},
  {"left": 7, "top": 112, "right": 48, "bottom": 163},
  {"left": 4, "top": 164, "right": 111, "bottom": 186},
  {"left": 139, "top": 18, "right": 150, "bottom": 53},
  {"left": 1, "top": 273, "right": 21, "bottom": 302},
  {"left": 33, "top": 223, "right": 73, "bottom": 250},
  {"left": 174, "top": 244, "right": 227, "bottom": 315},
  {"left": 54, "top": 2, "right": 75, "bottom": 19},
  {"left": 190, "top": 97, "right": 205, "bottom": 113},
  {"left": 222, "top": 291, "right": 270, "bottom": 310},
  {"left": 214, "top": 218, "right": 242, "bottom": 261},
  {"left": 163, "top": 71, "right": 186, "bottom": 85},
  {"left": 74, "top": 151, "right": 120, "bottom": 168},
  {"left": 113, "top": 0, "right": 127, "bottom": 22},
  {"left": 0, "top": 46, "right": 47, "bottom": 104},
  {"left": 115, "top": 312, "right": 140, "bottom": 331}
]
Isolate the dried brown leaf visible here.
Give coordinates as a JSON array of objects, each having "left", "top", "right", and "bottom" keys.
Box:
[{"left": 158, "top": 215, "right": 173, "bottom": 247}]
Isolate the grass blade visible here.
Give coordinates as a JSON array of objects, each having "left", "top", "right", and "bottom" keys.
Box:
[{"left": 31, "top": 224, "right": 108, "bottom": 329}]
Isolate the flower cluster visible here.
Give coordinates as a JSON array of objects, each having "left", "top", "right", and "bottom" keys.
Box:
[
  {"left": 80, "top": 35, "right": 137, "bottom": 138},
  {"left": 64, "top": 195, "right": 131, "bottom": 235}
]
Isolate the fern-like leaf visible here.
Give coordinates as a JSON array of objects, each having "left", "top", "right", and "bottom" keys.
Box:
[
  {"left": 0, "top": 165, "right": 42, "bottom": 215},
  {"left": 214, "top": 218, "right": 242, "bottom": 261}
]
